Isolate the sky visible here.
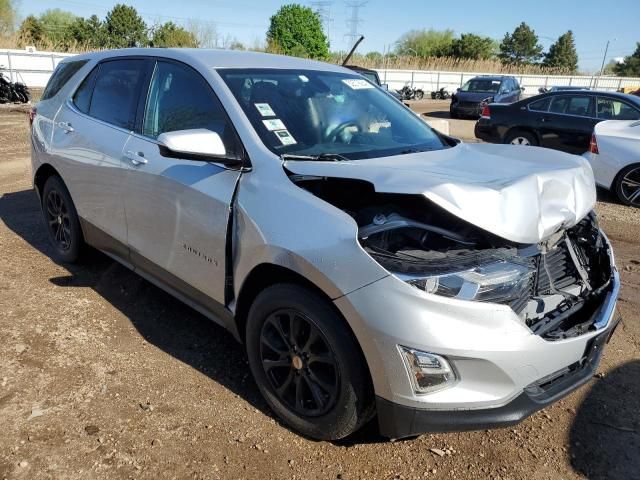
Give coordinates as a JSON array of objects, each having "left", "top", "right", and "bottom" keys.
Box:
[{"left": 24, "top": 0, "right": 638, "bottom": 72}]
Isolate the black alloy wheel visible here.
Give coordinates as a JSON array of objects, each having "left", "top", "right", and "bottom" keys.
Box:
[
  {"left": 259, "top": 308, "right": 339, "bottom": 416},
  {"left": 246, "top": 284, "right": 374, "bottom": 440},
  {"left": 41, "top": 175, "right": 83, "bottom": 262},
  {"left": 615, "top": 164, "right": 640, "bottom": 207},
  {"left": 45, "top": 189, "right": 72, "bottom": 251}
]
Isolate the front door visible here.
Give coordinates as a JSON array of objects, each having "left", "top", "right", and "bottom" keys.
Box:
[{"left": 123, "top": 59, "right": 243, "bottom": 305}]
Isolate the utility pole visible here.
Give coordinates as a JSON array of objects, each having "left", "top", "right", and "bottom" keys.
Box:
[
  {"left": 344, "top": 1, "right": 367, "bottom": 50},
  {"left": 310, "top": 1, "right": 333, "bottom": 44},
  {"left": 595, "top": 39, "right": 614, "bottom": 89}
]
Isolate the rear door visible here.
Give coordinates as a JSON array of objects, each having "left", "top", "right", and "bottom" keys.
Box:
[
  {"left": 51, "top": 58, "right": 151, "bottom": 256},
  {"left": 122, "top": 59, "right": 244, "bottom": 305},
  {"left": 535, "top": 95, "right": 596, "bottom": 153}
]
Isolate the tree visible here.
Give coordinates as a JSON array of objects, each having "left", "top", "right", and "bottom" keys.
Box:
[
  {"left": 69, "top": 15, "right": 106, "bottom": 48},
  {"left": 38, "top": 9, "right": 77, "bottom": 46},
  {"left": 266, "top": 4, "right": 329, "bottom": 59},
  {"left": 395, "top": 29, "right": 454, "bottom": 57},
  {"left": 104, "top": 4, "right": 147, "bottom": 48},
  {"left": 614, "top": 43, "right": 640, "bottom": 77},
  {"left": 0, "top": 0, "right": 17, "bottom": 36},
  {"left": 543, "top": 31, "right": 578, "bottom": 72},
  {"left": 17, "top": 15, "right": 43, "bottom": 46},
  {"left": 450, "top": 34, "right": 496, "bottom": 60},
  {"left": 365, "top": 51, "right": 383, "bottom": 61},
  {"left": 498, "top": 22, "right": 543, "bottom": 65},
  {"left": 151, "top": 22, "right": 198, "bottom": 48}
]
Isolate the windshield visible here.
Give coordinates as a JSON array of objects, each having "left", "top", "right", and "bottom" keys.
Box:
[
  {"left": 218, "top": 68, "right": 448, "bottom": 160},
  {"left": 461, "top": 78, "right": 501, "bottom": 93}
]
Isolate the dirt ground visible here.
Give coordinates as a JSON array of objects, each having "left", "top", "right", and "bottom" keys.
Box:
[{"left": 1, "top": 102, "right": 639, "bottom": 480}]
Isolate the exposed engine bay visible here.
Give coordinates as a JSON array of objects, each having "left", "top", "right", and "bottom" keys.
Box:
[{"left": 290, "top": 175, "right": 614, "bottom": 341}]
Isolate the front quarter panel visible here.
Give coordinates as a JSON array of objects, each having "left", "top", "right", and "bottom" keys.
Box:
[{"left": 233, "top": 162, "right": 388, "bottom": 301}]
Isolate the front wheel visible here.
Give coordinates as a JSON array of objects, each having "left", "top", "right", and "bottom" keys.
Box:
[
  {"left": 246, "top": 284, "right": 374, "bottom": 440},
  {"left": 414, "top": 90, "right": 424, "bottom": 100},
  {"left": 614, "top": 164, "right": 640, "bottom": 208}
]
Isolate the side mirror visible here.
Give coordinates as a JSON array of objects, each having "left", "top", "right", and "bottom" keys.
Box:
[
  {"left": 381, "top": 83, "right": 389, "bottom": 91},
  {"left": 158, "top": 129, "right": 242, "bottom": 167}
]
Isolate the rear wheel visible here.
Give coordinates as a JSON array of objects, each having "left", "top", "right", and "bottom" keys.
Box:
[
  {"left": 414, "top": 90, "right": 424, "bottom": 100},
  {"left": 41, "top": 175, "right": 84, "bottom": 263},
  {"left": 614, "top": 164, "right": 640, "bottom": 208},
  {"left": 505, "top": 130, "right": 537, "bottom": 147},
  {"left": 246, "top": 283, "right": 374, "bottom": 440}
]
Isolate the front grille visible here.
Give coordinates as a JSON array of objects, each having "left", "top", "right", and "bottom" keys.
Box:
[
  {"left": 457, "top": 101, "right": 480, "bottom": 108},
  {"left": 535, "top": 243, "right": 579, "bottom": 295}
]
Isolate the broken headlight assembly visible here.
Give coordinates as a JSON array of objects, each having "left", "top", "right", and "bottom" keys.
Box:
[{"left": 402, "top": 260, "right": 535, "bottom": 306}]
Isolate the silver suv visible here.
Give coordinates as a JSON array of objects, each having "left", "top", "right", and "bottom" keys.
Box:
[{"left": 31, "top": 49, "right": 620, "bottom": 441}]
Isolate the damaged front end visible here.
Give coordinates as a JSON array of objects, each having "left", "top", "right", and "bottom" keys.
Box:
[{"left": 291, "top": 176, "right": 615, "bottom": 341}]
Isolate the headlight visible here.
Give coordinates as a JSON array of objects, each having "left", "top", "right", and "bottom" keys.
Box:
[
  {"left": 405, "top": 260, "right": 535, "bottom": 307},
  {"left": 399, "top": 346, "right": 457, "bottom": 394}
]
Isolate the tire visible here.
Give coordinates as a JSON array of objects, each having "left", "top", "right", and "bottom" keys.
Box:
[
  {"left": 505, "top": 129, "right": 538, "bottom": 147},
  {"left": 414, "top": 90, "right": 424, "bottom": 100},
  {"left": 613, "top": 163, "right": 640, "bottom": 208},
  {"left": 246, "top": 283, "right": 374, "bottom": 440},
  {"left": 41, "top": 175, "right": 84, "bottom": 263}
]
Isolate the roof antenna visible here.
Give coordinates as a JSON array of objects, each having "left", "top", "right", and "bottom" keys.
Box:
[{"left": 342, "top": 35, "right": 364, "bottom": 66}]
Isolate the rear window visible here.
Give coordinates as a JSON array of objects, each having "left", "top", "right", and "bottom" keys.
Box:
[
  {"left": 528, "top": 97, "right": 551, "bottom": 112},
  {"left": 84, "top": 59, "right": 147, "bottom": 130},
  {"left": 41, "top": 60, "right": 89, "bottom": 101}
]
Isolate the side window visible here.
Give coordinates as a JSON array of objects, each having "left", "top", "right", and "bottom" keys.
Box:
[
  {"left": 142, "top": 61, "right": 238, "bottom": 153},
  {"left": 596, "top": 97, "right": 640, "bottom": 120},
  {"left": 512, "top": 78, "right": 520, "bottom": 91},
  {"left": 88, "top": 59, "right": 147, "bottom": 130},
  {"left": 529, "top": 97, "right": 551, "bottom": 112},
  {"left": 73, "top": 66, "right": 99, "bottom": 114},
  {"left": 549, "top": 96, "right": 570, "bottom": 114},
  {"left": 41, "top": 60, "right": 89, "bottom": 100},
  {"left": 566, "top": 96, "right": 594, "bottom": 117}
]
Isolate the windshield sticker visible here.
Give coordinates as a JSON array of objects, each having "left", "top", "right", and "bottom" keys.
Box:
[
  {"left": 274, "top": 130, "right": 297, "bottom": 145},
  {"left": 262, "top": 119, "right": 287, "bottom": 131},
  {"left": 254, "top": 103, "right": 276, "bottom": 117},
  {"left": 342, "top": 79, "right": 374, "bottom": 90},
  {"left": 298, "top": 75, "right": 309, "bottom": 82}
]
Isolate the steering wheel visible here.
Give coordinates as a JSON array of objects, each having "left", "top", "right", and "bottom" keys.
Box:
[{"left": 325, "top": 120, "right": 360, "bottom": 143}]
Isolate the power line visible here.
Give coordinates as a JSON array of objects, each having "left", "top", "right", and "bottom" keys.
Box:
[
  {"left": 344, "top": 1, "right": 367, "bottom": 49},
  {"left": 310, "top": 1, "right": 333, "bottom": 43}
]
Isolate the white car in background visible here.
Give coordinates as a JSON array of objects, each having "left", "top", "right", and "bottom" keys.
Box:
[{"left": 586, "top": 119, "right": 640, "bottom": 207}]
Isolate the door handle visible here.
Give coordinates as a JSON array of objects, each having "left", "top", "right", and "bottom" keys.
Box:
[
  {"left": 124, "top": 150, "right": 148, "bottom": 166},
  {"left": 58, "top": 121, "right": 74, "bottom": 133},
  {"left": 540, "top": 116, "right": 550, "bottom": 123}
]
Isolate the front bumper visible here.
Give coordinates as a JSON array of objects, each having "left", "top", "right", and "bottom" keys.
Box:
[
  {"left": 334, "top": 237, "right": 620, "bottom": 439},
  {"left": 451, "top": 102, "right": 482, "bottom": 118},
  {"left": 376, "top": 311, "right": 620, "bottom": 438}
]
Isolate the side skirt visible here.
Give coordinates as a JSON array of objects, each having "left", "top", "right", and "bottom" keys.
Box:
[{"left": 79, "top": 218, "right": 238, "bottom": 339}]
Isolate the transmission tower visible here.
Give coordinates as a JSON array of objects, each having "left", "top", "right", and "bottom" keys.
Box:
[
  {"left": 344, "top": 1, "right": 367, "bottom": 49},
  {"left": 310, "top": 1, "right": 334, "bottom": 42}
]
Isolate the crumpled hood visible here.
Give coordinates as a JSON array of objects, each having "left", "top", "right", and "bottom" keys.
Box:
[{"left": 284, "top": 143, "right": 597, "bottom": 244}]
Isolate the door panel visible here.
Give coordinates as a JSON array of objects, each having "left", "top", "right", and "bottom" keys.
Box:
[
  {"left": 536, "top": 95, "right": 596, "bottom": 153},
  {"left": 123, "top": 136, "right": 240, "bottom": 303},
  {"left": 123, "top": 59, "right": 243, "bottom": 304},
  {"left": 51, "top": 102, "right": 130, "bottom": 248}
]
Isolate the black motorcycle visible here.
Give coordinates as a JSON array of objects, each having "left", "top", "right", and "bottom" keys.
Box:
[
  {"left": 397, "top": 85, "right": 424, "bottom": 101},
  {"left": 430, "top": 87, "right": 450, "bottom": 100},
  {"left": 0, "top": 72, "right": 31, "bottom": 104}
]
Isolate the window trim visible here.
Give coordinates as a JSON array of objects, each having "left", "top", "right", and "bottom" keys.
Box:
[
  {"left": 527, "top": 93, "right": 640, "bottom": 121},
  {"left": 67, "top": 56, "right": 154, "bottom": 133}
]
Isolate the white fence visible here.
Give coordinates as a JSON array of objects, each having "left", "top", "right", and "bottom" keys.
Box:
[
  {"left": 375, "top": 69, "right": 640, "bottom": 96},
  {"left": 1, "top": 49, "right": 75, "bottom": 87},
  {"left": 3, "top": 48, "right": 640, "bottom": 94}
]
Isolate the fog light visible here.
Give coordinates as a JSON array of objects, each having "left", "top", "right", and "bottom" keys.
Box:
[{"left": 399, "top": 346, "right": 457, "bottom": 394}]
